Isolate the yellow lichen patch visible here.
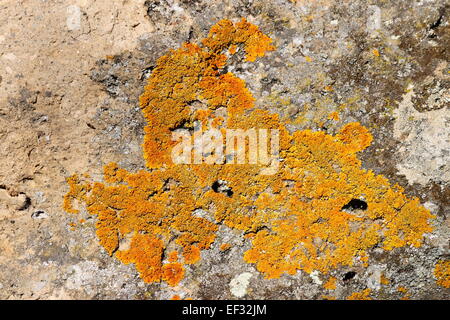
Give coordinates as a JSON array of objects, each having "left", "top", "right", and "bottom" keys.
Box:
[
  {"left": 328, "top": 111, "right": 339, "bottom": 121},
  {"left": 202, "top": 18, "right": 275, "bottom": 62},
  {"left": 397, "top": 286, "right": 408, "bottom": 293},
  {"left": 63, "top": 18, "right": 434, "bottom": 287},
  {"left": 397, "top": 287, "right": 411, "bottom": 300},
  {"left": 337, "top": 122, "right": 373, "bottom": 152},
  {"left": 434, "top": 260, "right": 450, "bottom": 288},
  {"left": 242, "top": 127, "right": 433, "bottom": 277},
  {"left": 380, "top": 274, "right": 390, "bottom": 285},
  {"left": 323, "top": 277, "right": 337, "bottom": 290},
  {"left": 347, "top": 289, "right": 372, "bottom": 300},
  {"left": 183, "top": 245, "right": 201, "bottom": 264},
  {"left": 170, "top": 294, "right": 192, "bottom": 300},
  {"left": 115, "top": 233, "right": 164, "bottom": 283},
  {"left": 162, "top": 263, "right": 185, "bottom": 286},
  {"left": 63, "top": 174, "right": 91, "bottom": 214},
  {"left": 220, "top": 243, "right": 232, "bottom": 251},
  {"left": 168, "top": 251, "right": 179, "bottom": 263}
]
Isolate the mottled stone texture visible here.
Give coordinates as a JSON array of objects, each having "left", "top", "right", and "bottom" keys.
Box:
[{"left": 0, "top": 0, "right": 448, "bottom": 299}]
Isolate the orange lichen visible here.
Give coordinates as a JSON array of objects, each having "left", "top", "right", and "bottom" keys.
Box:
[
  {"left": 337, "top": 122, "right": 373, "bottom": 152},
  {"left": 397, "top": 286, "right": 407, "bottom": 293},
  {"left": 64, "top": 18, "right": 434, "bottom": 287},
  {"left": 347, "top": 289, "right": 372, "bottom": 300},
  {"left": 328, "top": 111, "right": 339, "bottom": 121},
  {"left": 183, "top": 245, "right": 201, "bottom": 264},
  {"left": 170, "top": 295, "right": 192, "bottom": 300},
  {"left": 360, "top": 254, "right": 369, "bottom": 267},
  {"left": 323, "top": 277, "right": 337, "bottom": 290},
  {"left": 220, "top": 243, "right": 232, "bottom": 251},
  {"left": 380, "top": 274, "right": 390, "bottom": 285},
  {"left": 202, "top": 18, "right": 275, "bottom": 62},
  {"left": 434, "top": 260, "right": 450, "bottom": 288},
  {"left": 168, "top": 251, "right": 179, "bottom": 263},
  {"left": 115, "top": 233, "right": 164, "bottom": 283},
  {"left": 162, "top": 263, "right": 185, "bottom": 286},
  {"left": 397, "top": 287, "right": 411, "bottom": 300},
  {"left": 63, "top": 174, "right": 91, "bottom": 214}
]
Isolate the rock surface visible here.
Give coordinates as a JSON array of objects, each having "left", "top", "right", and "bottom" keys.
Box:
[{"left": 0, "top": 0, "right": 448, "bottom": 299}]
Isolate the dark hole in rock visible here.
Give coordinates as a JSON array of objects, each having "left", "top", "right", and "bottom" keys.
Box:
[
  {"left": 218, "top": 66, "right": 229, "bottom": 75},
  {"left": 211, "top": 181, "right": 220, "bottom": 192},
  {"left": 17, "top": 194, "right": 31, "bottom": 211},
  {"left": 343, "top": 271, "right": 357, "bottom": 281},
  {"left": 140, "top": 66, "right": 155, "bottom": 80},
  {"left": 430, "top": 12, "right": 443, "bottom": 30},
  {"left": 31, "top": 210, "right": 48, "bottom": 219},
  {"left": 342, "top": 199, "right": 368, "bottom": 211},
  {"left": 212, "top": 180, "right": 233, "bottom": 197}
]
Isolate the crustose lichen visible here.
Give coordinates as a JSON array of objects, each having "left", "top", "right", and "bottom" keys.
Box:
[{"left": 63, "top": 18, "right": 434, "bottom": 286}]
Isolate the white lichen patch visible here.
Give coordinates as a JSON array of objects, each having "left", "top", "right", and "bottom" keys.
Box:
[
  {"left": 393, "top": 86, "right": 450, "bottom": 185},
  {"left": 310, "top": 270, "right": 323, "bottom": 285},
  {"left": 366, "top": 265, "right": 384, "bottom": 291},
  {"left": 66, "top": 5, "right": 81, "bottom": 31},
  {"left": 229, "top": 272, "right": 253, "bottom": 298}
]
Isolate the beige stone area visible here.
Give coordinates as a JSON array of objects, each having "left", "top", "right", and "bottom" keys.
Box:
[
  {"left": 394, "top": 85, "right": 450, "bottom": 186},
  {"left": 0, "top": 0, "right": 153, "bottom": 185},
  {"left": 0, "top": 0, "right": 154, "bottom": 299}
]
